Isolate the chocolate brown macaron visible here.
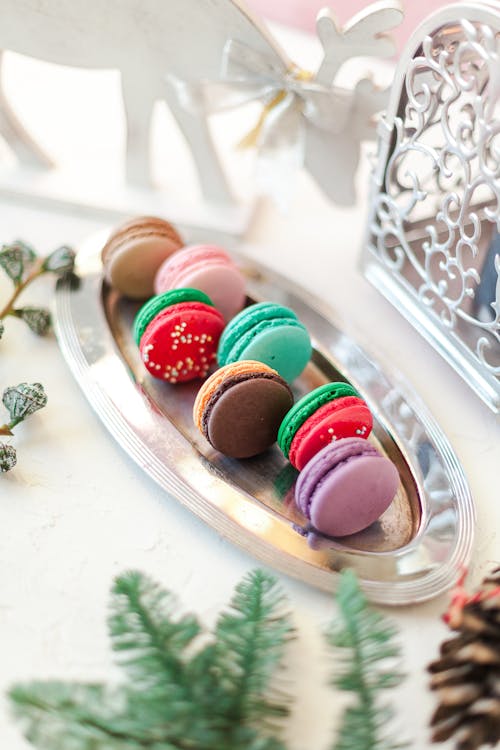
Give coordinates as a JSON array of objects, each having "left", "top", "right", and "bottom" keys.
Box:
[
  {"left": 193, "top": 361, "right": 294, "bottom": 458},
  {"left": 101, "top": 215, "right": 183, "bottom": 299}
]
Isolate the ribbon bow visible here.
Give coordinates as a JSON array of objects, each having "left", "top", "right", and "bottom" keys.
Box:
[{"left": 168, "top": 39, "right": 352, "bottom": 205}]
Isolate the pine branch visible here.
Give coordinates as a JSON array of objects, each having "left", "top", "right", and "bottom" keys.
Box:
[
  {"left": 8, "top": 682, "right": 182, "bottom": 750},
  {"left": 109, "top": 570, "right": 200, "bottom": 694},
  {"left": 108, "top": 570, "right": 221, "bottom": 747},
  {"left": 211, "top": 569, "right": 294, "bottom": 738},
  {"left": 9, "top": 569, "right": 292, "bottom": 750},
  {"left": 328, "top": 569, "right": 407, "bottom": 750}
]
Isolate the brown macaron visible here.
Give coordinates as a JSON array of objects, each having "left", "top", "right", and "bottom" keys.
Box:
[
  {"left": 193, "top": 360, "right": 294, "bottom": 459},
  {"left": 101, "top": 215, "right": 183, "bottom": 299}
]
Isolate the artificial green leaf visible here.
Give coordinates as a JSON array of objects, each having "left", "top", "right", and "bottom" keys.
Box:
[
  {"left": 0, "top": 442, "right": 16, "bottom": 472},
  {"left": 2, "top": 382, "right": 48, "bottom": 422},
  {"left": 0, "top": 240, "right": 37, "bottom": 284},
  {"left": 42, "top": 245, "right": 76, "bottom": 275},
  {"left": 13, "top": 306, "right": 51, "bottom": 336}
]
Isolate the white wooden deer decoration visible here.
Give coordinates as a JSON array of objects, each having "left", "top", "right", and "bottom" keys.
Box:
[{"left": 0, "top": 0, "right": 402, "bottom": 209}]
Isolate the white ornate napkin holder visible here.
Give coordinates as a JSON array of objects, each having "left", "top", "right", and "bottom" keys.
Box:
[{"left": 363, "top": 2, "right": 500, "bottom": 413}]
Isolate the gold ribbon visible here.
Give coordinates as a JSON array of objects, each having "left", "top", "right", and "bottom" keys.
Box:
[{"left": 237, "top": 66, "right": 313, "bottom": 150}]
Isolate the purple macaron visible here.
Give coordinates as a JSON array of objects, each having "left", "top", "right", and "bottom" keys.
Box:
[{"left": 295, "top": 437, "right": 399, "bottom": 537}]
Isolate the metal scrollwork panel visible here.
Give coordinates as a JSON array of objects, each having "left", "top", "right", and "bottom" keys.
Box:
[{"left": 363, "top": 2, "right": 500, "bottom": 412}]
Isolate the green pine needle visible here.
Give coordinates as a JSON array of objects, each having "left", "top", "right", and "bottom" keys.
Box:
[
  {"left": 9, "top": 569, "right": 292, "bottom": 750},
  {"left": 212, "top": 569, "right": 294, "bottom": 734},
  {"left": 328, "top": 569, "right": 407, "bottom": 750}
]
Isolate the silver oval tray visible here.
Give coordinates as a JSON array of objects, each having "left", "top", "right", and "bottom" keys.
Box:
[{"left": 54, "top": 231, "right": 474, "bottom": 605}]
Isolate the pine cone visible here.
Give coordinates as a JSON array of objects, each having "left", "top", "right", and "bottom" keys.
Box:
[{"left": 428, "top": 567, "right": 500, "bottom": 750}]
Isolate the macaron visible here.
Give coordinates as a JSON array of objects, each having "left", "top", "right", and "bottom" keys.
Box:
[
  {"left": 102, "top": 216, "right": 183, "bottom": 299},
  {"left": 193, "top": 360, "right": 294, "bottom": 458},
  {"left": 134, "top": 288, "right": 225, "bottom": 383},
  {"left": 277, "top": 382, "right": 373, "bottom": 470},
  {"left": 217, "top": 302, "right": 311, "bottom": 383},
  {"left": 154, "top": 244, "right": 246, "bottom": 322},
  {"left": 295, "top": 437, "right": 399, "bottom": 537}
]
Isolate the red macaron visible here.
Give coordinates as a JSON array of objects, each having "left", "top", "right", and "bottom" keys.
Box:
[
  {"left": 278, "top": 383, "right": 373, "bottom": 471},
  {"left": 133, "top": 288, "right": 225, "bottom": 383},
  {"left": 289, "top": 395, "right": 373, "bottom": 470}
]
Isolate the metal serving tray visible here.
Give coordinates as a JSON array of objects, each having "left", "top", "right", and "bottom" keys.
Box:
[{"left": 54, "top": 231, "right": 474, "bottom": 605}]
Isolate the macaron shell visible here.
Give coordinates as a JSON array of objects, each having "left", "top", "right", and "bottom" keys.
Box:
[
  {"left": 102, "top": 218, "right": 183, "bottom": 300},
  {"left": 139, "top": 302, "right": 224, "bottom": 382},
  {"left": 307, "top": 454, "right": 399, "bottom": 537},
  {"left": 223, "top": 320, "right": 311, "bottom": 383},
  {"left": 133, "top": 288, "right": 214, "bottom": 346},
  {"left": 193, "top": 360, "right": 278, "bottom": 431},
  {"left": 218, "top": 302, "right": 298, "bottom": 365},
  {"left": 205, "top": 376, "right": 294, "bottom": 458},
  {"left": 277, "top": 382, "right": 359, "bottom": 458},
  {"left": 155, "top": 245, "right": 231, "bottom": 290},
  {"left": 102, "top": 216, "right": 182, "bottom": 258},
  {"left": 171, "top": 265, "right": 246, "bottom": 322},
  {"left": 295, "top": 437, "right": 378, "bottom": 516},
  {"left": 289, "top": 396, "right": 373, "bottom": 470},
  {"left": 154, "top": 245, "right": 246, "bottom": 321}
]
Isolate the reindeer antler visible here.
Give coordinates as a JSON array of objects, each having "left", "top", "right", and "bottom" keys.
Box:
[{"left": 315, "top": 0, "right": 403, "bottom": 86}]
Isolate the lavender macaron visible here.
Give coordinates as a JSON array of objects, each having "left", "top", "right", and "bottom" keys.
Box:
[{"left": 295, "top": 437, "right": 399, "bottom": 537}]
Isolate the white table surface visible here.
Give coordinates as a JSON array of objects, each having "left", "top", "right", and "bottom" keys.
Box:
[{"left": 1, "top": 26, "right": 499, "bottom": 750}]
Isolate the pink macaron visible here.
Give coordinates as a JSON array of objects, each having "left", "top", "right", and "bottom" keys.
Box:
[{"left": 154, "top": 244, "right": 246, "bottom": 322}]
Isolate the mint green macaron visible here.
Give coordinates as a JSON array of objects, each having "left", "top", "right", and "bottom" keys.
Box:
[
  {"left": 277, "top": 382, "right": 359, "bottom": 458},
  {"left": 133, "top": 288, "right": 214, "bottom": 345},
  {"left": 217, "top": 301, "right": 312, "bottom": 383}
]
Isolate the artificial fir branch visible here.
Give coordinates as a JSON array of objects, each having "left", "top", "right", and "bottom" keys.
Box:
[
  {"left": 328, "top": 569, "right": 407, "bottom": 750},
  {"left": 211, "top": 569, "right": 293, "bottom": 737},
  {"left": 9, "top": 568, "right": 408, "bottom": 750},
  {"left": 10, "top": 569, "right": 292, "bottom": 750}
]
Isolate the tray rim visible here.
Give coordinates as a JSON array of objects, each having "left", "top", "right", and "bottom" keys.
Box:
[{"left": 53, "top": 232, "right": 475, "bottom": 605}]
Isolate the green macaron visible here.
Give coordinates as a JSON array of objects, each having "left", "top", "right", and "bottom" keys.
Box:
[
  {"left": 217, "top": 301, "right": 312, "bottom": 383},
  {"left": 133, "top": 288, "right": 214, "bottom": 345},
  {"left": 277, "top": 382, "right": 359, "bottom": 459}
]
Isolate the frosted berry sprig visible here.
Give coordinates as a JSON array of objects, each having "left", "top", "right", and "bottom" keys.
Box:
[
  {"left": 0, "top": 240, "right": 75, "bottom": 338},
  {"left": 0, "top": 382, "right": 47, "bottom": 473}
]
